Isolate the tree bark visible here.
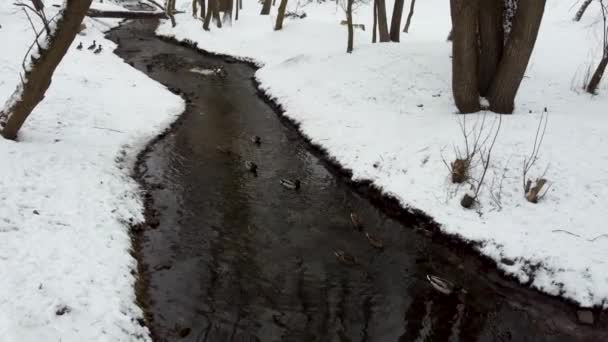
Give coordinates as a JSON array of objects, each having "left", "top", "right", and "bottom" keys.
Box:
[
  {"left": 193, "top": 0, "right": 198, "bottom": 16},
  {"left": 200, "top": 0, "right": 206, "bottom": 18},
  {"left": 574, "top": 0, "right": 593, "bottom": 22},
  {"left": 213, "top": 0, "right": 222, "bottom": 27},
  {"left": 377, "top": 0, "right": 390, "bottom": 42},
  {"left": 261, "top": 0, "right": 272, "bottom": 14},
  {"left": 389, "top": 0, "right": 405, "bottom": 42},
  {"left": 372, "top": 0, "right": 378, "bottom": 43},
  {"left": 478, "top": 0, "right": 504, "bottom": 96},
  {"left": 347, "top": 0, "right": 354, "bottom": 52},
  {"left": 586, "top": 54, "right": 608, "bottom": 94},
  {"left": 0, "top": 0, "right": 93, "bottom": 140},
  {"left": 450, "top": 0, "right": 481, "bottom": 113},
  {"left": 488, "top": 0, "right": 546, "bottom": 114},
  {"left": 403, "top": 0, "right": 416, "bottom": 33},
  {"left": 275, "top": 0, "right": 289, "bottom": 30}
]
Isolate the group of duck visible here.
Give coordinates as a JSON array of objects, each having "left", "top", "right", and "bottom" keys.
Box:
[
  {"left": 238, "top": 135, "right": 301, "bottom": 190},
  {"left": 231, "top": 135, "right": 463, "bottom": 296},
  {"left": 76, "top": 40, "right": 103, "bottom": 54}
]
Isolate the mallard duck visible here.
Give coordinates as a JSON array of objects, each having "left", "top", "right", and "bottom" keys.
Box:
[
  {"left": 280, "top": 179, "right": 300, "bottom": 190},
  {"left": 94, "top": 45, "right": 102, "bottom": 54},
  {"left": 87, "top": 40, "right": 96, "bottom": 50},
  {"left": 334, "top": 249, "right": 357, "bottom": 265},
  {"left": 76, "top": 42, "right": 83, "bottom": 50},
  {"left": 426, "top": 274, "right": 466, "bottom": 295},
  {"left": 365, "top": 232, "right": 384, "bottom": 249},
  {"left": 350, "top": 212, "right": 362, "bottom": 230},
  {"left": 251, "top": 135, "right": 261, "bottom": 146},
  {"left": 245, "top": 160, "right": 257, "bottom": 173}
]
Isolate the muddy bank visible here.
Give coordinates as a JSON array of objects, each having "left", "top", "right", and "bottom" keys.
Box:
[{"left": 109, "top": 19, "right": 606, "bottom": 342}]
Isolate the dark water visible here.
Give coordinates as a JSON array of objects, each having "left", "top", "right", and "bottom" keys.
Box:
[{"left": 108, "top": 20, "right": 607, "bottom": 342}]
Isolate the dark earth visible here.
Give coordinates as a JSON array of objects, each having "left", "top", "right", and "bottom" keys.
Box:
[{"left": 107, "top": 18, "right": 607, "bottom": 342}]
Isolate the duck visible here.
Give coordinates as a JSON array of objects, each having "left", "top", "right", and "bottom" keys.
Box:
[
  {"left": 426, "top": 274, "right": 467, "bottom": 295},
  {"left": 93, "top": 45, "right": 102, "bottom": 54},
  {"left": 365, "top": 232, "right": 384, "bottom": 249},
  {"left": 334, "top": 249, "right": 357, "bottom": 265},
  {"left": 244, "top": 160, "right": 257, "bottom": 173},
  {"left": 76, "top": 42, "right": 83, "bottom": 50},
  {"left": 350, "top": 212, "right": 362, "bottom": 231},
  {"left": 251, "top": 135, "right": 261, "bottom": 146},
  {"left": 87, "top": 40, "right": 96, "bottom": 50},
  {"left": 280, "top": 179, "right": 300, "bottom": 190}
]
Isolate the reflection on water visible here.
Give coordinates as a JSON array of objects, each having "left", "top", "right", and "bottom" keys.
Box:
[{"left": 109, "top": 20, "right": 606, "bottom": 342}]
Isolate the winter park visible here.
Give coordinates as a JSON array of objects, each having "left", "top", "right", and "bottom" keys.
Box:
[{"left": 1, "top": 0, "right": 608, "bottom": 340}]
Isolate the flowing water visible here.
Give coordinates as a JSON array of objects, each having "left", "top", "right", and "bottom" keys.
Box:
[{"left": 108, "top": 19, "right": 606, "bottom": 342}]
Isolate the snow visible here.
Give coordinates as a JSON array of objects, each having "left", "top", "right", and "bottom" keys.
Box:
[
  {"left": 158, "top": 0, "right": 608, "bottom": 307},
  {"left": 0, "top": 0, "right": 184, "bottom": 341}
]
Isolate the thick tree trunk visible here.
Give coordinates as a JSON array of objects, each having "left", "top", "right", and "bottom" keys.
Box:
[
  {"left": 261, "top": 0, "right": 272, "bottom": 14},
  {"left": 203, "top": 0, "right": 214, "bottom": 29},
  {"left": 478, "top": 0, "right": 504, "bottom": 96},
  {"left": 200, "top": 0, "right": 206, "bottom": 18},
  {"left": 377, "top": 0, "right": 390, "bottom": 42},
  {"left": 275, "top": 0, "right": 289, "bottom": 30},
  {"left": 450, "top": 0, "right": 481, "bottom": 113},
  {"left": 389, "top": 0, "right": 405, "bottom": 42},
  {"left": 587, "top": 53, "right": 608, "bottom": 94},
  {"left": 372, "top": 0, "right": 378, "bottom": 43},
  {"left": 347, "top": 0, "right": 354, "bottom": 52},
  {"left": 488, "top": 0, "right": 546, "bottom": 114},
  {"left": 574, "top": 0, "right": 593, "bottom": 22},
  {"left": 0, "top": 0, "right": 93, "bottom": 140},
  {"left": 403, "top": 0, "right": 416, "bottom": 33}
]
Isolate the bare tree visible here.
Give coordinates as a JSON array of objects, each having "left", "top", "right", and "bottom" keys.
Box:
[
  {"left": 275, "top": 0, "right": 289, "bottom": 30},
  {"left": 372, "top": 0, "right": 378, "bottom": 42},
  {"left": 346, "top": 0, "right": 354, "bottom": 52},
  {"left": 574, "top": 0, "right": 594, "bottom": 21},
  {"left": 450, "top": 0, "right": 546, "bottom": 114},
  {"left": 586, "top": 0, "right": 608, "bottom": 94},
  {"left": 0, "top": 0, "right": 93, "bottom": 140},
  {"left": 203, "top": 0, "right": 215, "bottom": 29},
  {"left": 376, "top": 0, "right": 390, "bottom": 42},
  {"left": 403, "top": 0, "right": 416, "bottom": 33},
  {"left": 261, "top": 0, "right": 272, "bottom": 14},
  {"left": 389, "top": 0, "right": 405, "bottom": 42}
]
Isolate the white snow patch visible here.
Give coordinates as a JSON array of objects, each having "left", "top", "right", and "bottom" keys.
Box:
[{"left": 0, "top": 0, "right": 184, "bottom": 340}]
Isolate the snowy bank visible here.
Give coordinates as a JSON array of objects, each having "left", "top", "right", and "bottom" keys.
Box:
[
  {"left": 0, "top": 1, "right": 184, "bottom": 341},
  {"left": 158, "top": 0, "right": 608, "bottom": 307}
]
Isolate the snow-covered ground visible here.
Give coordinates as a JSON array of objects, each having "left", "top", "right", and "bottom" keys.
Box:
[
  {"left": 158, "top": 0, "right": 608, "bottom": 307},
  {"left": 0, "top": 1, "right": 183, "bottom": 341}
]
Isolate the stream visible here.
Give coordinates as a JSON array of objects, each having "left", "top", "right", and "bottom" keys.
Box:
[{"left": 108, "top": 19, "right": 607, "bottom": 342}]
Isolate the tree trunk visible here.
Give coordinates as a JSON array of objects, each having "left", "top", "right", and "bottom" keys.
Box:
[
  {"left": 213, "top": 0, "right": 222, "bottom": 27},
  {"left": 203, "top": 0, "right": 214, "bottom": 30},
  {"left": 0, "top": 0, "right": 93, "bottom": 140},
  {"left": 235, "top": 0, "right": 239, "bottom": 20},
  {"left": 586, "top": 53, "right": 608, "bottom": 94},
  {"left": 488, "top": 0, "right": 546, "bottom": 114},
  {"left": 389, "top": 0, "right": 405, "bottom": 42},
  {"left": 200, "top": 0, "right": 206, "bottom": 18},
  {"left": 261, "top": 0, "right": 272, "bottom": 14},
  {"left": 239, "top": 0, "right": 242, "bottom": 10},
  {"left": 193, "top": 0, "right": 198, "bottom": 16},
  {"left": 347, "top": 0, "right": 354, "bottom": 52},
  {"left": 478, "top": 0, "right": 504, "bottom": 96},
  {"left": 275, "top": 0, "right": 289, "bottom": 30},
  {"left": 377, "top": 0, "right": 390, "bottom": 42},
  {"left": 372, "top": 0, "right": 378, "bottom": 43},
  {"left": 403, "top": 0, "right": 416, "bottom": 33},
  {"left": 450, "top": 0, "right": 481, "bottom": 113},
  {"left": 165, "top": 0, "right": 176, "bottom": 26},
  {"left": 574, "top": 0, "right": 593, "bottom": 22}
]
